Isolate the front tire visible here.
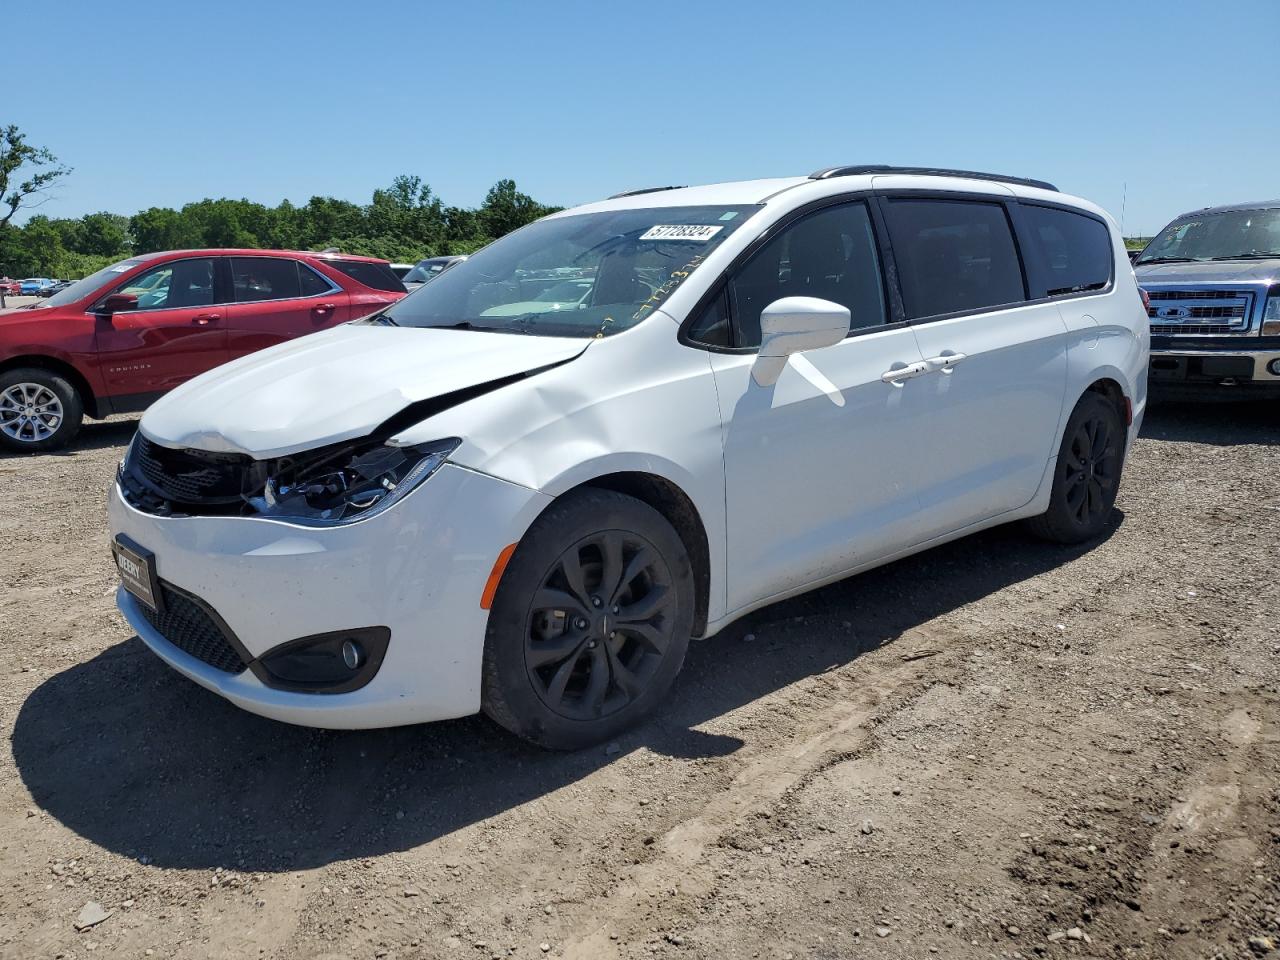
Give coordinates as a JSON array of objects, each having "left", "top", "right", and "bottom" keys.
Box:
[
  {"left": 0, "top": 368, "right": 84, "bottom": 453},
  {"left": 1026, "top": 392, "right": 1125, "bottom": 544},
  {"left": 481, "top": 488, "right": 694, "bottom": 750}
]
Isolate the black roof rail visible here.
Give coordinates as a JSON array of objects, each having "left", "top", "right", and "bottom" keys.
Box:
[
  {"left": 808, "top": 165, "right": 1058, "bottom": 193},
  {"left": 607, "top": 185, "right": 686, "bottom": 200}
]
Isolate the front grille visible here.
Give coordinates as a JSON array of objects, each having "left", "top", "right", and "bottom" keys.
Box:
[
  {"left": 1148, "top": 323, "right": 1238, "bottom": 335},
  {"left": 1145, "top": 288, "right": 1254, "bottom": 335},
  {"left": 137, "top": 581, "right": 246, "bottom": 674},
  {"left": 1147, "top": 289, "right": 1249, "bottom": 300},
  {"left": 129, "top": 436, "right": 255, "bottom": 507},
  {"left": 1147, "top": 304, "right": 1244, "bottom": 320}
]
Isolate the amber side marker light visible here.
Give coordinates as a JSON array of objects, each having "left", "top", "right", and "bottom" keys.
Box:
[{"left": 480, "top": 543, "right": 519, "bottom": 609}]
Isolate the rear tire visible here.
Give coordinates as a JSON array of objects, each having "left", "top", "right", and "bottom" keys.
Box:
[
  {"left": 0, "top": 368, "right": 84, "bottom": 453},
  {"left": 481, "top": 488, "right": 694, "bottom": 750},
  {"left": 1026, "top": 392, "right": 1125, "bottom": 544}
]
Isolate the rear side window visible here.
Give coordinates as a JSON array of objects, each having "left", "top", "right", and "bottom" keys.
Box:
[
  {"left": 1020, "top": 205, "right": 1113, "bottom": 297},
  {"left": 230, "top": 257, "right": 300, "bottom": 302},
  {"left": 323, "top": 259, "right": 406, "bottom": 293},
  {"left": 884, "top": 199, "right": 1025, "bottom": 319},
  {"left": 728, "top": 201, "right": 887, "bottom": 348}
]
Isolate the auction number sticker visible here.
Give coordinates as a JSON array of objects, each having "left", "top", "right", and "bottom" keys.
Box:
[{"left": 639, "top": 224, "right": 723, "bottom": 242}]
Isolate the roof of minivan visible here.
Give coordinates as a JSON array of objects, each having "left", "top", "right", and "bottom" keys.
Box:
[
  {"left": 555, "top": 178, "right": 810, "bottom": 216},
  {"left": 1172, "top": 199, "right": 1280, "bottom": 219},
  {"left": 554, "top": 170, "right": 1083, "bottom": 218}
]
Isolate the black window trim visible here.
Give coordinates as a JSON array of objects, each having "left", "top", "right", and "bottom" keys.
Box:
[
  {"left": 1007, "top": 198, "right": 1116, "bottom": 307},
  {"left": 872, "top": 190, "right": 1032, "bottom": 328},
  {"left": 225, "top": 255, "right": 341, "bottom": 307},
  {"left": 678, "top": 187, "right": 1118, "bottom": 353},
  {"left": 679, "top": 191, "right": 907, "bottom": 354},
  {"left": 91, "top": 255, "right": 226, "bottom": 314}
]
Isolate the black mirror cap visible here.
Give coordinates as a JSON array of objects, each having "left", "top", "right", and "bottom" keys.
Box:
[
  {"left": 252, "top": 626, "right": 391, "bottom": 694},
  {"left": 98, "top": 292, "right": 139, "bottom": 314}
]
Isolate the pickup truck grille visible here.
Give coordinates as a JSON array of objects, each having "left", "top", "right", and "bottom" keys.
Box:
[{"left": 1146, "top": 289, "right": 1253, "bottom": 334}]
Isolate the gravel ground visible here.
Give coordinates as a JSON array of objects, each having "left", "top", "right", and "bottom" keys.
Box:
[{"left": 0, "top": 401, "right": 1277, "bottom": 960}]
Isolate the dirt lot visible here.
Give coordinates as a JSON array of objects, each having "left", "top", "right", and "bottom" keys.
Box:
[{"left": 0, "top": 402, "right": 1277, "bottom": 960}]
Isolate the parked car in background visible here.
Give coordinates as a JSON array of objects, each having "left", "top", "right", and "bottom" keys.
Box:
[
  {"left": 108, "top": 166, "right": 1146, "bottom": 748},
  {"left": 38, "top": 280, "right": 75, "bottom": 298},
  {"left": 1135, "top": 199, "right": 1280, "bottom": 398},
  {"left": 402, "top": 255, "right": 468, "bottom": 290},
  {"left": 388, "top": 263, "right": 415, "bottom": 280},
  {"left": 0, "top": 249, "right": 407, "bottom": 451},
  {"left": 20, "top": 278, "right": 54, "bottom": 295},
  {"left": 0, "top": 278, "right": 21, "bottom": 295}
]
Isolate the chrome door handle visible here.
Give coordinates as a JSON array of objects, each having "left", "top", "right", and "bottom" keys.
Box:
[
  {"left": 923, "top": 352, "right": 967, "bottom": 374},
  {"left": 880, "top": 360, "right": 930, "bottom": 386}
]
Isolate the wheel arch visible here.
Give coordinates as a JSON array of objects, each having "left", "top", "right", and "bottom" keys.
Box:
[
  {"left": 1084, "top": 376, "right": 1128, "bottom": 420},
  {"left": 554, "top": 470, "right": 712, "bottom": 638},
  {"left": 0, "top": 354, "right": 102, "bottom": 419}
]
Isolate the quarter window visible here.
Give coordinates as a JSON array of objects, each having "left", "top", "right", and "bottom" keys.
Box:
[
  {"left": 298, "top": 263, "right": 335, "bottom": 297},
  {"left": 687, "top": 288, "right": 731, "bottom": 347},
  {"left": 230, "top": 258, "right": 301, "bottom": 302},
  {"left": 115, "top": 258, "right": 217, "bottom": 310},
  {"left": 884, "top": 199, "right": 1025, "bottom": 319},
  {"left": 728, "top": 202, "right": 887, "bottom": 348},
  {"left": 1021, "top": 205, "right": 1112, "bottom": 297}
]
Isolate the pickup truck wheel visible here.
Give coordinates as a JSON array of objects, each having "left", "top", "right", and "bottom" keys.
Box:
[
  {"left": 481, "top": 488, "right": 694, "bottom": 750},
  {"left": 0, "top": 368, "right": 84, "bottom": 453},
  {"left": 1026, "top": 392, "right": 1124, "bottom": 544}
]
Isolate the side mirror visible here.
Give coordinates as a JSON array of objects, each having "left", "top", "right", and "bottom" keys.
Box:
[
  {"left": 752, "top": 296, "right": 850, "bottom": 386},
  {"left": 98, "top": 293, "right": 138, "bottom": 314}
]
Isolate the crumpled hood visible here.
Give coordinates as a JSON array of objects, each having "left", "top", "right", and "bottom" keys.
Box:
[
  {"left": 1135, "top": 259, "right": 1280, "bottom": 285},
  {"left": 140, "top": 323, "right": 590, "bottom": 458}
]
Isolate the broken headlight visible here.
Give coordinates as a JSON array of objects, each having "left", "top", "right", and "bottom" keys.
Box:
[{"left": 250, "top": 437, "right": 460, "bottom": 526}]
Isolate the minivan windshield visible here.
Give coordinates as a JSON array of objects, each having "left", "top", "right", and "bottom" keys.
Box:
[
  {"left": 1137, "top": 207, "right": 1280, "bottom": 263},
  {"left": 36, "top": 258, "right": 147, "bottom": 308},
  {"left": 377, "top": 205, "right": 760, "bottom": 337}
]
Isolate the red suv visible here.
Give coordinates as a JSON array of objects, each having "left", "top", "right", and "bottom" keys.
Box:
[{"left": 0, "top": 249, "right": 406, "bottom": 452}]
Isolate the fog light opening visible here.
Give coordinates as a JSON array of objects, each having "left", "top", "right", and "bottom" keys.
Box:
[
  {"left": 254, "top": 626, "right": 390, "bottom": 693},
  {"left": 1268, "top": 358, "right": 1280, "bottom": 376}
]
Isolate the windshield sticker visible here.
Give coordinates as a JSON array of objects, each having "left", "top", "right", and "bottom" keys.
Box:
[
  {"left": 108, "top": 263, "right": 134, "bottom": 272},
  {"left": 718, "top": 212, "right": 739, "bottom": 221},
  {"left": 639, "top": 225, "right": 723, "bottom": 242}
]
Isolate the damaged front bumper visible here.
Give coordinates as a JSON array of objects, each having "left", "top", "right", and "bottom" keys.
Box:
[{"left": 109, "top": 462, "right": 552, "bottom": 729}]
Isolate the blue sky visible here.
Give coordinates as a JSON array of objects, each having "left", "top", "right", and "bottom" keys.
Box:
[{"left": 6, "top": 0, "right": 1278, "bottom": 237}]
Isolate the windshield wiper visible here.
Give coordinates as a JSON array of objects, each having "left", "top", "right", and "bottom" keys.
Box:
[
  {"left": 422, "top": 320, "right": 533, "bottom": 334},
  {"left": 365, "top": 312, "right": 399, "bottom": 326},
  {"left": 1135, "top": 256, "right": 1202, "bottom": 265},
  {"left": 1208, "top": 254, "right": 1280, "bottom": 261}
]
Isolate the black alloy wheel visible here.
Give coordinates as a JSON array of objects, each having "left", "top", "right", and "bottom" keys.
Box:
[
  {"left": 525, "top": 529, "right": 675, "bottom": 721},
  {"left": 481, "top": 488, "right": 694, "bottom": 750},
  {"left": 1027, "top": 392, "right": 1126, "bottom": 544},
  {"left": 1061, "top": 412, "right": 1120, "bottom": 527}
]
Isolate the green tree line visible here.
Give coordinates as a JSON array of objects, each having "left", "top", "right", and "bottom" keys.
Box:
[{"left": 0, "top": 175, "right": 560, "bottom": 279}]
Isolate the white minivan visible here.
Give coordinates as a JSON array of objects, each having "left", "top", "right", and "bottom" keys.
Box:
[{"left": 109, "top": 166, "right": 1149, "bottom": 749}]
